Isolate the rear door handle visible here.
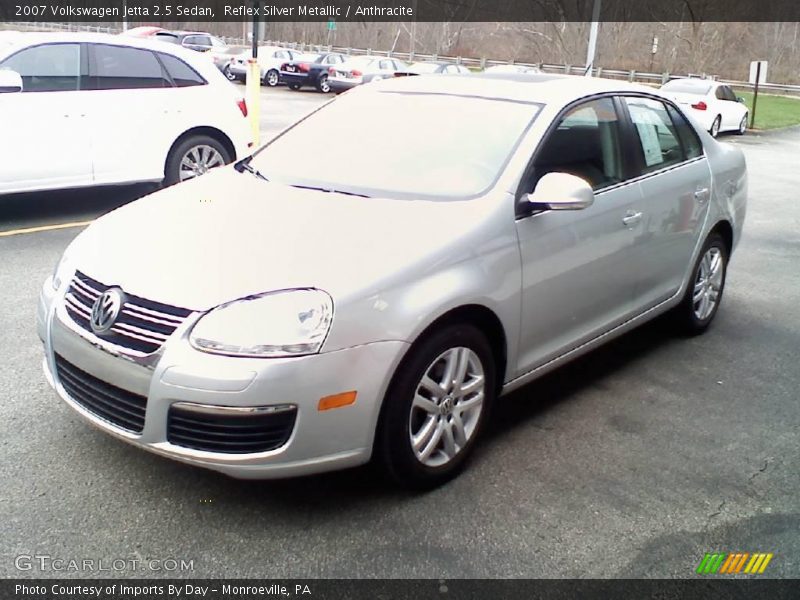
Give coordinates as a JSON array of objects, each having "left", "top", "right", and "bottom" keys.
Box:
[
  {"left": 694, "top": 187, "right": 710, "bottom": 203},
  {"left": 622, "top": 211, "right": 642, "bottom": 228}
]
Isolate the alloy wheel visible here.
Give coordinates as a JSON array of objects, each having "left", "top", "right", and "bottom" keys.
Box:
[
  {"left": 266, "top": 70, "right": 279, "bottom": 86},
  {"left": 408, "top": 347, "right": 485, "bottom": 468},
  {"left": 318, "top": 74, "right": 331, "bottom": 93},
  {"left": 179, "top": 145, "right": 225, "bottom": 182},
  {"left": 693, "top": 247, "right": 724, "bottom": 321}
]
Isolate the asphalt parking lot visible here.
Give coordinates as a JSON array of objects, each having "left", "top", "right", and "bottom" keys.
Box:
[{"left": 1, "top": 85, "right": 798, "bottom": 579}]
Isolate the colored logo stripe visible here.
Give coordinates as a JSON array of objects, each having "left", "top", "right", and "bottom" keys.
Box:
[{"left": 697, "top": 552, "right": 774, "bottom": 574}]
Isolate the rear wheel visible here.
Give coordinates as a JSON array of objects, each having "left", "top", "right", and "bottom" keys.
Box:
[
  {"left": 376, "top": 324, "right": 495, "bottom": 489},
  {"left": 316, "top": 73, "right": 331, "bottom": 93},
  {"left": 164, "top": 135, "right": 231, "bottom": 187},
  {"left": 710, "top": 115, "right": 721, "bottom": 138},
  {"left": 671, "top": 232, "right": 728, "bottom": 335},
  {"left": 223, "top": 65, "right": 236, "bottom": 81},
  {"left": 264, "top": 69, "right": 279, "bottom": 87}
]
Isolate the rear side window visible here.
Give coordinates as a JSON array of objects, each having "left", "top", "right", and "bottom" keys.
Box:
[
  {"left": 158, "top": 53, "right": 206, "bottom": 87},
  {"left": 90, "top": 45, "right": 169, "bottom": 90},
  {"left": 1, "top": 43, "right": 81, "bottom": 92},
  {"left": 624, "top": 97, "right": 684, "bottom": 173},
  {"left": 666, "top": 104, "right": 703, "bottom": 160},
  {"left": 532, "top": 97, "right": 623, "bottom": 191}
]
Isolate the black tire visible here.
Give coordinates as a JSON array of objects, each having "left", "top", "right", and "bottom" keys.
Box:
[
  {"left": 736, "top": 114, "right": 748, "bottom": 135},
  {"left": 375, "top": 324, "right": 496, "bottom": 489},
  {"left": 287, "top": 82, "right": 301, "bottom": 91},
  {"left": 710, "top": 115, "right": 721, "bottom": 138},
  {"left": 671, "top": 232, "right": 728, "bottom": 336},
  {"left": 264, "top": 69, "right": 280, "bottom": 87},
  {"left": 164, "top": 135, "right": 231, "bottom": 187},
  {"left": 316, "top": 73, "right": 331, "bottom": 93},
  {"left": 223, "top": 65, "right": 236, "bottom": 81}
]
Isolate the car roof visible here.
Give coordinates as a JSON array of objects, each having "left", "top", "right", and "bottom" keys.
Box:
[
  {"left": 367, "top": 73, "right": 658, "bottom": 105},
  {"left": 0, "top": 32, "right": 218, "bottom": 69}
]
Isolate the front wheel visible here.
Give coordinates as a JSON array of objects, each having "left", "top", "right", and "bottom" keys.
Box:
[
  {"left": 264, "top": 69, "right": 280, "bottom": 87},
  {"left": 376, "top": 324, "right": 496, "bottom": 489},
  {"left": 710, "top": 115, "right": 721, "bottom": 138},
  {"left": 671, "top": 232, "right": 728, "bottom": 335},
  {"left": 164, "top": 135, "right": 231, "bottom": 187}
]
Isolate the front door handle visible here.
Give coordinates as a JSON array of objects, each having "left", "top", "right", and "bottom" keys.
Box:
[
  {"left": 622, "top": 211, "right": 643, "bottom": 228},
  {"left": 694, "top": 187, "right": 710, "bottom": 203}
]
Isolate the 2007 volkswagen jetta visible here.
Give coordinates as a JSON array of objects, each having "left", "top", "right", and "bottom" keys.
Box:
[{"left": 38, "top": 74, "right": 747, "bottom": 488}]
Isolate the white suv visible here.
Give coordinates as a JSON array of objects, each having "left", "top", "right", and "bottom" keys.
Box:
[{"left": 0, "top": 33, "right": 251, "bottom": 196}]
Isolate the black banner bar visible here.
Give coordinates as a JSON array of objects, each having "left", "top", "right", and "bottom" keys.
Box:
[
  {"left": 3, "top": 579, "right": 800, "bottom": 600},
  {"left": 2, "top": 0, "right": 800, "bottom": 23}
]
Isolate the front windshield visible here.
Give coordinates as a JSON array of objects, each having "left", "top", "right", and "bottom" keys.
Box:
[{"left": 250, "top": 89, "right": 542, "bottom": 199}]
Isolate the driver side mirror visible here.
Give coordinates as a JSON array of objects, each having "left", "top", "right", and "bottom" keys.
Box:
[
  {"left": 0, "top": 69, "right": 23, "bottom": 93},
  {"left": 526, "top": 172, "right": 594, "bottom": 211},
  {"left": 737, "top": 96, "right": 746, "bottom": 104}
]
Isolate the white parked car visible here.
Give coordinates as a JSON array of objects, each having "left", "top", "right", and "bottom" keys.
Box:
[
  {"left": 227, "top": 46, "right": 303, "bottom": 86},
  {"left": 660, "top": 78, "right": 749, "bottom": 137},
  {"left": 0, "top": 33, "right": 251, "bottom": 196}
]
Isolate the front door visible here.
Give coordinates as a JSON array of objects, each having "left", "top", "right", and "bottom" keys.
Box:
[{"left": 514, "top": 97, "right": 642, "bottom": 375}]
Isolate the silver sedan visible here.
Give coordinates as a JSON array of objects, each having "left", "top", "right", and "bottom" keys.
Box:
[{"left": 39, "top": 75, "right": 747, "bottom": 488}]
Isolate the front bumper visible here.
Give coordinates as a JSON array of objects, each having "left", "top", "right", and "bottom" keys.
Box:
[{"left": 38, "top": 278, "right": 409, "bottom": 479}]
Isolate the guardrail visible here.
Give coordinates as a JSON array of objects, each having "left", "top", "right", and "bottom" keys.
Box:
[{"left": 6, "top": 21, "right": 800, "bottom": 96}]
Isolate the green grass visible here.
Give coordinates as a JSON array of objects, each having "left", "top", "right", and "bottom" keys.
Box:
[{"left": 736, "top": 91, "right": 800, "bottom": 130}]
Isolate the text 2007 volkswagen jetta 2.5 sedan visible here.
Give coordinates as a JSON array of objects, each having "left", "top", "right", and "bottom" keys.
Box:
[{"left": 39, "top": 75, "right": 747, "bottom": 488}]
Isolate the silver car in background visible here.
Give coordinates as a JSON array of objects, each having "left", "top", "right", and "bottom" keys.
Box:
[
  {"left": 328, "top": 56, "right": 408, "bottom": 92},
  {"left": 39, "top": 75, "right": 747, "bottom": 488}
]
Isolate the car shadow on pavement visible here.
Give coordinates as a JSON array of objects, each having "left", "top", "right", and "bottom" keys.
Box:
[
  {"left": 0, "top": 183, "right": 156, "bottom": 230},
  {"left": 189, "top": 314, "right": 682, "bottom": 506}
]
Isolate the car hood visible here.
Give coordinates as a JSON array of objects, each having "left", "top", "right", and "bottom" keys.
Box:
[{"left": 68, "top": 168, "right": 493, "bottom": 311}]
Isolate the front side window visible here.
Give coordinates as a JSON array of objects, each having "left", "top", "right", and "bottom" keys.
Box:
[
  {"left": 532, "top": 97, "right": 623, "bottom": 191},
  {"left": 250, "top": 90, "right": 541, "bottom": 199},
  {"left": 624, "top": 97, "right": 684, "bottom": 173},
  {"left": 1, "top": 43, "right": 81, "bottom": 92},
  {"left": 89, "top": 45, "right": 169, "bottom": 90}
]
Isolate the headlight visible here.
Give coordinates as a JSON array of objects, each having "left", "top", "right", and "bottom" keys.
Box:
[
  {"left": 51, "top": 253, "right": 74, "bottom": 291},
  {"left": 189, "top": 289, "right": 333, "bottom": 358}
]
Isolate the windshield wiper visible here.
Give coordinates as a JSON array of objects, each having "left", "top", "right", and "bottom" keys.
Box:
[
  {"left": 290, "top": 184, "right": 370, "bottom": 198},
  {"left": 234, "top": 157, "right": 269, "bottom": 181}
]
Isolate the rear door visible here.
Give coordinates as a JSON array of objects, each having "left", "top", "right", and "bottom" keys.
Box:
[
  {"left": 621, "top": 96, "right": 711, "bottom": 309},
  {"left": 0, "top": 42, "right": 92, "bottom": 193},
  {"left": 85, "top": 43, "right": 176, "bottom": 184}
]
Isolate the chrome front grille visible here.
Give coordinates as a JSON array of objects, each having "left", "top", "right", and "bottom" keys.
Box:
[{"left": 64, "top": 271, "right": 193, "bottom": 355}]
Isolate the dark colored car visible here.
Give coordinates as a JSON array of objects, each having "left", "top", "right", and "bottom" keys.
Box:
[{"left": 280, "top": 52, "right": 347, "bottom": 93}]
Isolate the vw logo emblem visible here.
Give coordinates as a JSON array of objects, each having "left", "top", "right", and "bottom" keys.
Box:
[{"left": 90, "top": 288, "right": 124, "bottom": 334}]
